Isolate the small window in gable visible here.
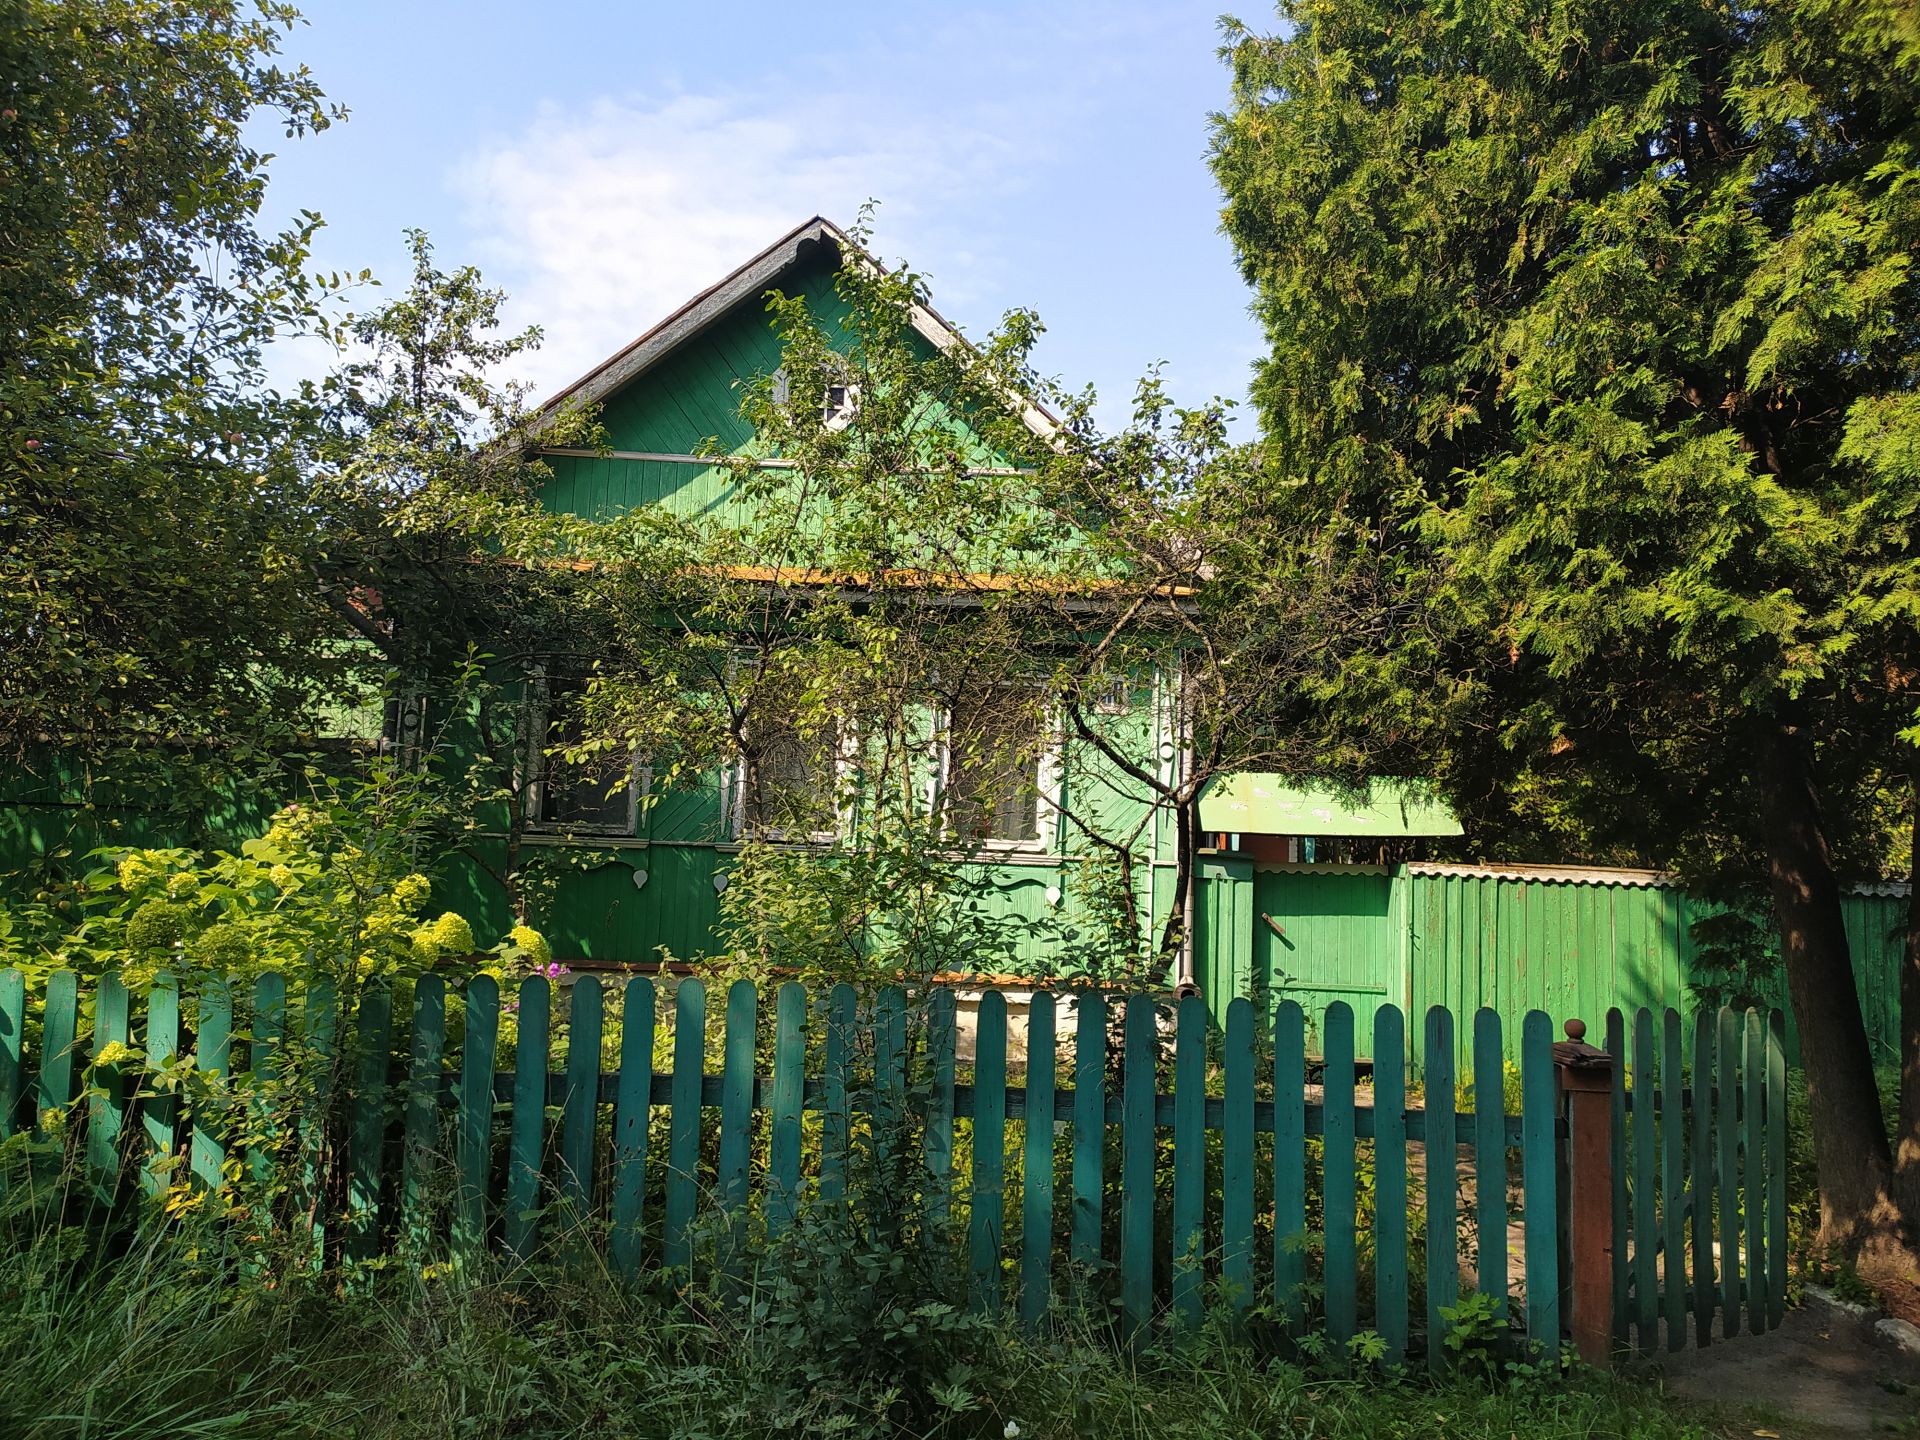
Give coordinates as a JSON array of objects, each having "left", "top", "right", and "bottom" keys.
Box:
[{"left": 821, "top": 381, "right": 861, "bottom": 432}]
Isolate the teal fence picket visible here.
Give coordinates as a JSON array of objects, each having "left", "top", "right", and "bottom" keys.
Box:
[
  {"left": 971, "top": 990, "right": 1008, "bottom": 1317},
  {"left": 455, "top": 975, "right": 499, "bottom": 1269},
  {"left": 1273, "top": 1000, "right": 1307, "bottom": 1332},
  {"left": 143, "top": 971, "right": 180, "bottom": 1199},
  {"left": 1221, "top": 996, "right": 1255, "bottom": 1315},
  {"left": 1690, "top": 1007, "right": 1714, "bottom": 1347},
  {"left": 1171, "top": 993, "right": 1206, "bottom": 1332},
  {"left": 1521, "top": 1010, "right": 1559, "bottom": 1350},
  {"left": 1422, "top": 1006, "right": 1456, "bottom": 1370},
  {"left": 403, "top": 975, "right": 447, "bottom": 1253},
  {"left": 1471, "top": 1008, "right": 1506, "bottom": 1319},
  {"left": 0, "top": 969, "right": 21, "bottom": 1143},
  {"left": 192, "top": 976, "right": 232, "bottom": 1191},
  {"left": 1631, "top": 1007, "right": 1657, "bottom": 1348},
  {"left": 347, "top": 982, "right": 392, "bottom": 1264},
  {"left": 610, "top": 976, "right": 655, "bottom": 1276},
  {"left": 1743, "top": 1010, "right": 1765, "bottom": 1334},
  {"left": 1020, "top": 990, "right": 1056, "bottom": 1329},
  {"left": 926, "top": 987, "right": 957, "bottom": 1235},
  {"left": 561, "top": 976, "right": 603, "bottom": 1224},
  {"left": 664, "top": 978, "right": 705, "bottom": 1273},
  {"left": 717, "top": 979, "right": 756, "bottom": 1216},
  {"left": 766, "top": 981, "right": 805, "bottom": 1240},
  {"left": 1373, "top": 1004, "right": 1407, "bottom": 1365},
  {"left": 1716, "top": 1006, "right": 1740, "bottom": 1338},
  {"left": 38, "top": 968, "right": 77, "bottom": 1119},
  {"left": 1070, "top": 991, "right": 1105, "bottom": 1272},
  {"left": 1120, "top": 994, "right": 1155, "bottom": 1339},
  {"left": 1766, "top": 1009, "right": 1787, "bottom": 1330},
  {"left": 1323, "top": 1001, "right": 1357, "bottom": 1347},
  {"left": 506, "top": 976, "right": 550, "bottom": 1263},
  {"left": 89, "top": 974, "right": 131, "bottom": 1191}
]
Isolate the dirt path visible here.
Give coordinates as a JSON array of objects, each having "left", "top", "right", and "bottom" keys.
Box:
[{"left": 1649, "top": 1297, "right": 1920, "bottom": 1437}]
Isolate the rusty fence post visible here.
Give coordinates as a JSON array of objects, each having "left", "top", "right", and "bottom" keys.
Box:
[{"left": 1554, "top": 1018, "right": 1615, "bottom": 1367}]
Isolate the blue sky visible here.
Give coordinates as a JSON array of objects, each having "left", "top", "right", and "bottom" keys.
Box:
[{"left": 259, "top": 1, "right": 1268, "bottom": 428}]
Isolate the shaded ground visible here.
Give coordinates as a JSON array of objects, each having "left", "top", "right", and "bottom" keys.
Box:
[{"left": 1652, "top": 1297, "right": 1920, "bottom": 1437}]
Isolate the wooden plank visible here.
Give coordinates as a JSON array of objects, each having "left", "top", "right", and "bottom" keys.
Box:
[
  {"left": 347, "top": 982, "right": 392, "bottom": 1264},
  {"left": 1373, "top": 1004, "right": 1408, "bottom": 1366},
  {"left": 1070, "top": 991, "right": 1106, "bottom": 1271},
  {"left": 299, "top": 979, "right": 337, "bottom": 1267},
  {"left": 1423, "top": 1005, "right": 1456, "bottom": 1371},
  {"left": 1472, "top": 1008, "right": 1507, "bottom": 1321},
  {"left": 1690, "top": 1007, "right": 1714, "bottom": 1348},
  {"left": 1607, "top": 1008, "right": 1628, "bottom": 1345},
  {"left": 89, "top": 974, "right": 131, "bottom": 1192},
  {"left": 1120, "top": 994, "right": 1155, "bottom": 1339},
  {"left": 1766, "top": 1008, "right": 1787, "bottom": 1331},
  {"left": 455, "top": 975, "right": 500, "bottom": 1270},
  {"left": 1020, "top": 989, "right": 1056, "bottom": 1329},
  {"left": 718, "top": 979, "right": 756, "bottom": 1215},
  {"left": 610, "top": 976, "right": 655, "bottom": 1277},
  {"left": 1521, "top": 1010, "right": 1560, "bottom": 1352},
  {"left": 0, "top": 968, "right": 22, "bottom": 1143},
  {"left": 819, "top": 983, "right": 855, "bottom": 1213},
  {"left": 403, "top": 975, "right": 446, "bottom": 1254},
  {"left": 561, "top": 976, "right": 604, "bottom": 1223},
  {"left": 767, "top": 981, "right": 805, "bottom": 1239},
  {"left": 926, "top": 987, "right": 957, "bottom": 1235},
  {"left": 1661, "top": 1007, "right": 1686, "bottom": 1350},
  {"left": 1324, "top": 1001, "right": 1357, "bottom": 1348},
  {"left": 873, "top": 985, "right": 905, "bottom": 1196},
  {"left": 1274, "top": 999, "right": 1307, "bottom": 1332},
  {"left": 39, "top": 968, "right": 78, "bottom": 1118},
  {"left": 1744, "top": 1008, "right": 1765, "bottom": 1335},
  {"left": 191, "top": 975, "right": 232, "bottom": 1191},
  {"left": 143, "top": 971, "right": 180, "bottom": 1200},
  {"left": 1221, "top": 996, "right": 1255, "bottom": 1315},
  {"left": 1171, "top": 993, "right": 1207, "bottom": 1332},
  {"left": 506, "top": 976, "right": 550, "bottom": 1263},
  {"left": 248, "top": 973, "right": 286, "bottom": 1250},
  {"left": 1632, "top": 1007, "right": 1657, "bottom": 1349},
  {"left": 664, "top": 977, "right": 706, "bottom": 1272},
  {"left": 971, "top": 989, "right": 1007, "bottom": 1317},
  {"left": 1717, "top": 1006, "right": 1741, "bottom": 1337}
]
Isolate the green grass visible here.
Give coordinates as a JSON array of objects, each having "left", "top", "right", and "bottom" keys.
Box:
[{"left": 0, "top": 1223, "right": 1734, "bottom": 1440}]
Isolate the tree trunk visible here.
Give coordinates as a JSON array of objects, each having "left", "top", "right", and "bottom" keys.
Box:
[
  {"left": 1896, "top": 775, "right": 1920, "bottom": 1224},
  {"left": 1758, "top": 719, "right": 1908, "bottom": 1259}
]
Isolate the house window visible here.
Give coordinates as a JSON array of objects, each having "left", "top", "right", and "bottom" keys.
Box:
[
  {"left": 734, "top": 712, "right": 845, "bottom": 841},
  {"left": 942, "top": 688, "right": 1051, "bottom": 847},
  {"left": 527, "top": 669, "right": 640, "bottom": 836},
  {"left": 821, "top": 381, "right": 860, "bottom": 432}
]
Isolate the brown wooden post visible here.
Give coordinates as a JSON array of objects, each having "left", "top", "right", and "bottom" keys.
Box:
[{"left": 1555, "top": 1018, "right": 1615, "bottom": 1367}]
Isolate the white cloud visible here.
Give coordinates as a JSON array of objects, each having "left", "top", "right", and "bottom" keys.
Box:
[{"left": 453, "top": 89, "right": 1028, "bottom": 401}]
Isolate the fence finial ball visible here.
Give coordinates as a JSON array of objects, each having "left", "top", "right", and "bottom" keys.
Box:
[{"left": 1563, "top": 1018, "right": 1587, "bottom": 1042}]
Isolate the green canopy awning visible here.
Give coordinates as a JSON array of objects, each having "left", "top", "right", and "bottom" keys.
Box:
[{"left": 1198, "top": 775, "right": 1463, "bottom": 838}]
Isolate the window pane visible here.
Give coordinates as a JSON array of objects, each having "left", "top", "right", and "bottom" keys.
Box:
[
  {"left": 537, "top": 674, "right": 634, "bottom": 832},
  {"left": 946, "top": 691, "right": 1042, "bottom": 843},
  {"left": 743, "top": 715, "right": 839, "bottom": 836}
]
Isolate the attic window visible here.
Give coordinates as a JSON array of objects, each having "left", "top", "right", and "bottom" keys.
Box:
[{"left": 822, "top": 382, "right": 860, "bottom": 432}]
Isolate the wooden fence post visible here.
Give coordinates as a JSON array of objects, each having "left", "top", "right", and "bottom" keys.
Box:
[{"left": 1554, "top": 1018, "right": 1615, "bottom": 1367}]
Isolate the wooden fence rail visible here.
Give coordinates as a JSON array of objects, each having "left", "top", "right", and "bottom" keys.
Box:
[{"left": 0, "top": 968, "right": 1785, "bottom": 1363}]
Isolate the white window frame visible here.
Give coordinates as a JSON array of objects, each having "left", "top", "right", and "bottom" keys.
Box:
[
  {"left": 522, "top": 666, "right": 646, "bottom": 839},
  {"left": 725, "top": 711, "right": 859, "bottom": 845},
  {"left": 934, "top": 686, "right": 1062, "bottom": 854}
]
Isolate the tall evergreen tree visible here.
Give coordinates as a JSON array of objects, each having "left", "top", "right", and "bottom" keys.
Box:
[{"left": 1212, "top": 0, "right": 1920, "bottom": 1266}]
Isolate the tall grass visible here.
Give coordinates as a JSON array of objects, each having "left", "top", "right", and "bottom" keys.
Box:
[{"left": 0, "top": 1211, "right": 1727, "bottom": 1440}]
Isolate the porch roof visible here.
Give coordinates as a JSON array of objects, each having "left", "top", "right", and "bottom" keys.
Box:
[{"left": 1199, "top": 774, "right": 1463, "bottom": 838}]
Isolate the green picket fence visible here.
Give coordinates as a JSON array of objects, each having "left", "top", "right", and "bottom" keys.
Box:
[
  {"left": 1607, "top": 1005, "right": 1789, "bottom": 1351},
  {"left": 0, "top": 967, "right": 1786, "bottom": 1361}
]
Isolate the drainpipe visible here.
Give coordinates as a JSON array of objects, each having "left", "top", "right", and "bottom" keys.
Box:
[{"left": 1175, "top": 667, "right": 1199, "bottom": 998}]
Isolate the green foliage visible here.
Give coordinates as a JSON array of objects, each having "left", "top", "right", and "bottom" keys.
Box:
[
  {"left": 0, "top": 761, "right": 536, "bottom": 996},
  {"left": 0, "top": 1223, "right": 1729, "bottom": 1440},
  {"left": 1210, "top": 0, "right": 1920, "bottom": 875}
]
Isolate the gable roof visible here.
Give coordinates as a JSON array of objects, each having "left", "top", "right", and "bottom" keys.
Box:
[{"left": 534, "top": 215, "right": 1057, "bottom": 440}]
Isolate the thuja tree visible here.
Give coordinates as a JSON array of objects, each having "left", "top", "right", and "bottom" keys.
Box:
[{"left": 1211, "top": 0, "right": 1920, "bottom": 1263}]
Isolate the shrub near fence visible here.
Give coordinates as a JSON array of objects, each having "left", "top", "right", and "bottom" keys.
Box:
[{"left": 0, "top": 968, "right": 1786, "bottom": 1365}]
